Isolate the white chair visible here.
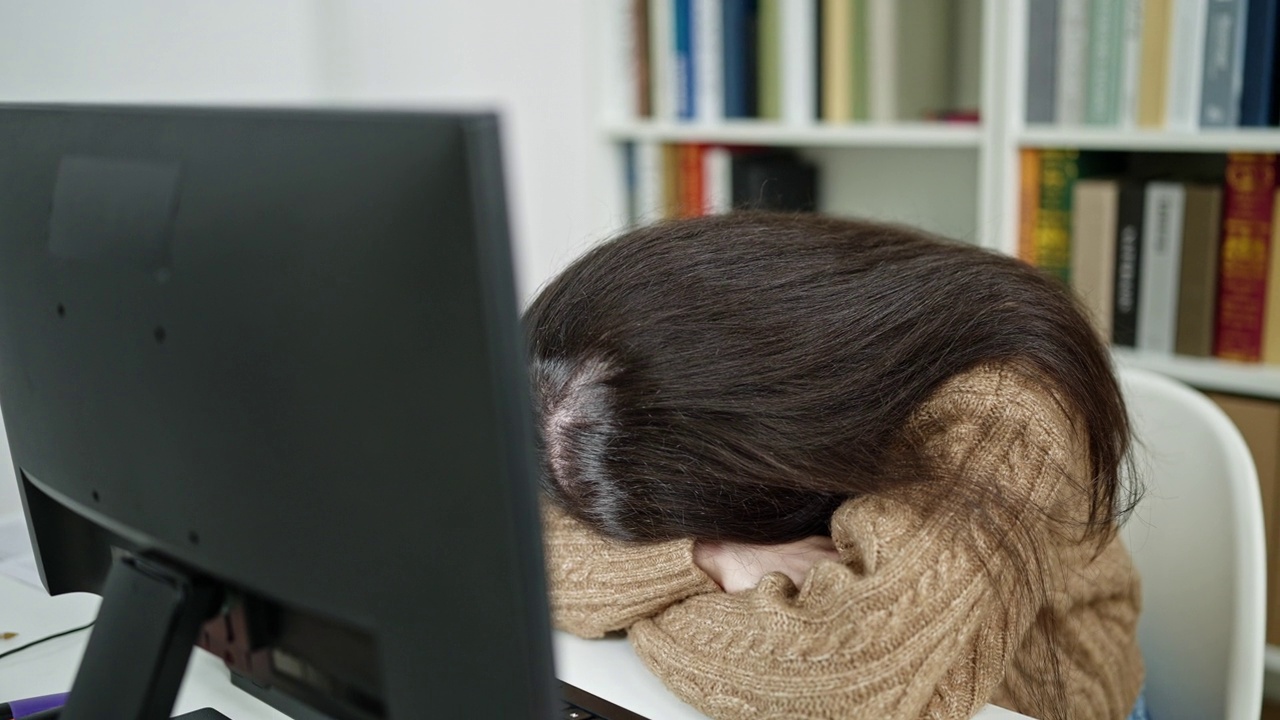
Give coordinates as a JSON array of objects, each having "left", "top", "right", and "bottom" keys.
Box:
[{"left": 1117, "top": 366, "right": 1266, "bottom": 720}]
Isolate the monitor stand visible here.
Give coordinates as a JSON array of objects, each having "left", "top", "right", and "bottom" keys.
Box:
[{"left": 58, "top": 553, "right": 231, "bottom": 720}]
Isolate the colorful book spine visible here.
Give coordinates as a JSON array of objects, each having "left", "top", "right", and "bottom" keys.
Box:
[
  {"left": 1116, "top": 0, "right": 1144, "bottom": 127},
  {"left": 650, "top": 0, "right": 678, "bottom": 120},
  {"left": 867, "top": 0, "right": 896, "bottom": 122},
  {"left": 1215, "top": 153, "right": 1278, "bottom": 361},
  {"left": 1137, "top": 0, "right": 1174, "bottom": 128},
  {"left": 1034, "top": 150, "right": 1084, "bottom": 283},
  {"left": 633, "top": 140, "right": 664, "bottom": 224},
  {"left": 757, "top": 0, "right": 782, "bottom": 119},
  {"left": 1056, "top": 0, "right": 1090, "bottom": 124},
  {"left": 850, "top": 0, "right": 869, "bottom": 120},
  {"left": 1026, "top": 0, "right": 1060, "bottom": 124},
  {"left": 1262, "top": 188, "right": 1280, "bottom": 363},
  {"left": 780, "top": 0, "right": 817, "bottom": 124},
  {"left": 703, "top": 146, "right": 733, "bottom": 213},
  {"left": 722, "top": 0, "right": 759, "bottom": 118},
  {"left": 675, "top": 0, "right": 696, "bottom": 119},
  {"left": 694, "top": 0, "right": 725, "bottom": 123},
  {"left": 1166, "top": 0, "right": 1208, "bottom": 130},
  {"left": 1176, "top": 185, "right": 1225, "bottom": 357},
  {"left": 1199, "top": 0, "right": 1248, "bottom": 128},
  {"left": 1070, "top": 179, "right": 1120, "bottom": 341},
  {"left": 679, "top": 144, "right": 706, "bottom": 216},
  {"left": 635, "top": 0, "right": 654, "bottom": 118},
  {"left": 820, "top": 0, "right": 853, "bottom": 122},
  {"left": 1019, "top": 149, "right": 1042, "bottom": 265},
  {"left": 1113, "top": 181, "right": 1147, "bottom": 347},
  {"left": 1137, "top": 182, "right": 1187, "bottom": 353},
  {"left": 1085, "top": 0, "right": 1125, "bottom": 125},
  {"left": 1239, "top": 0, "right": 1280, "bottom": 126}
]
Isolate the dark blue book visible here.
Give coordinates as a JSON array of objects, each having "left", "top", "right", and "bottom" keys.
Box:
[
  {"left": 1241, "top": 0, "right": 1280, "bottom": 126},
  {"left": 675, "top": 0, "right": 695, "bottom": 119},
  {"left": 723, "top": 0, "right": 759, "bottom": 118}
]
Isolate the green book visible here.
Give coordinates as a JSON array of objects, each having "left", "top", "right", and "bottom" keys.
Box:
[
  {"left": 758, "top": 0, "right": 783, "bottom": 119},
  {"left": 1085, "top": 0, "right": 1125, "bottom": 125},
  {"left": 850, "top": 0, "right": 869, "bottom": 121},
  {"left": 1036, "top": 150, "right": 1125, "bottom": 283}
]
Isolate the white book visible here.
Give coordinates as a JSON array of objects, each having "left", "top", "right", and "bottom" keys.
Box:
[
  {"left": 599, "top": 0, "right": 638, "bottom": 122},
  {"left": 1056, "top": 0, "right": 1091, "bottom": 125},
  {"left": 703, "top": 146, "right": 733, "bottom": 214},
  {"left": 649, "top": 0, "right": 677, "bottom": 121},
  {"left": 1117, "top": 0, "right": 1145, "bottom": 127},
  {"left": 634, "top": 141, "right": 665, "bottom": 224},
  {"left": 1137, "top": 182, "right": 1187, "bottom": 353},
  {"left": 1165, "top": 0, "right": 1208, "bottom": 130},
  {"left": 780, "top": 0, "right": 817, "bottom": 124},
  {"left": 867, "top": 0, "right": 898, "bottom": 122},
  {"left": 694, "top": 0, "right": 724, "bottom": 123}
]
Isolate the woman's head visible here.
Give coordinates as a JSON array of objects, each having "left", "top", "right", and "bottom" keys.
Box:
[{"left": 525, "top": 213, "right": 1133, "bottom": 544}]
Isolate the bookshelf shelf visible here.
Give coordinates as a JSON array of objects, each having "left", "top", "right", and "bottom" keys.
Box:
[
  {"left": 1019, "top": 127, "right": 1280, "bottom": 154},
  {"left": 602, "top": 120, "right": 984, "bottom": 149},
  {"left": 1112, "top": 349, "right": 1280, "bottom": 401}
]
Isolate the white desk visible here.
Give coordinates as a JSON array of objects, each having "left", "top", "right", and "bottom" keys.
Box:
[{"left": 0, "top": 573, "right": 1030, "bottom": 719}]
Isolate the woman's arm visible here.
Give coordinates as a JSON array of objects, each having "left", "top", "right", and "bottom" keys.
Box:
[
  {"left": 541, "top": 501, "right": 720, "bottom": 638},
  {"left": 626, "top": 369, "right": 1143, "bottom": 720}
]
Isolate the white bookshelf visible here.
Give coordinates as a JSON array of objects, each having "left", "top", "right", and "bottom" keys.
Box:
[{"left": 1021, "top": 126, "right": 1280, "bottom": 153}]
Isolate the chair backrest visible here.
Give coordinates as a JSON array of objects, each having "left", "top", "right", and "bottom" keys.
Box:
[{"left": 1117, "top": 366, "right": 1266, "bottom": 720}]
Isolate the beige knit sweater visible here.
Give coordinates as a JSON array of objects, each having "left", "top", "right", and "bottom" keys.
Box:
[{"left": 541, "top": 366, "right": 1144, "bottom": 720}]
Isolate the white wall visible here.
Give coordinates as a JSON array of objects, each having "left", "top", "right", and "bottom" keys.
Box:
[{"left": 0, "top": 0, "right": 600, "bottom": 516}]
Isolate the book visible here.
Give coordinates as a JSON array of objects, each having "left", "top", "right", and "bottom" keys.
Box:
[
  {"left": 1240, "top": 0, "right": 1280, "bottom": 126},
  {"left": 703, "top": 146, "right": 733, "bottom": 214},
  {"left": 1113, "top": 180, "right": 1147, "bottom": 347},
  {"left": 635, "top": 0, "right": 654, "bottom": 117},
  {"left": 1137, "top": 0, "right": 1174, "bottom": 128},
  {"left": 1199, "top": 0, "right": 1248, "bottom": 128},
  {"left": 850, "top": 0, "right": 869, "bottom": 121},
  {"left": 1202, "top": 392, "right": 1280, "bottom": 646},
  {"left": 1070, "top": 179, "right": 1120, "bottom": 341},
  {"left": 866, "top": 0, "right": 953, "bottom": 122},
  {"left": 723, "top": 0, "right": 759, "bottom": 118},
  {"left": 1026, "top": 0, "right": 1060, "bottom": 124},
  {"left": 633, "top": 140, "right": 665, "bottom": 224},
  {"left": 678, "top": 144, "right": 705, "bottom": 216},
  {"left": 1117, "top": 0, "right": 1145, "bottom": 127},
  {"left": 675, "top": 0, "right": 696, "bottom": 119},
  {"left": 1176, "top": 184, "right": 1226, "bottom": 357},
  {"left": 663, "top": 143, "right": 682, "bottom": 218},
  {"left": 694, "top": 0, "right": 725, "bottom": 123},
  {"left": 820, "top": 0, "right": 853, "bottom": 122},
  {"left": 731, "top": 150, "right": 818, "bottom": 211},
  {"left": 757, "top": 0, "right": 782, "bottom": 119},
  {"left": 1137, "top": 182, "right": 1187, "bottom": 353},
  {"left": 650, "top": 0, "right": 679, "bottom": 121},
  {"left": 1019, "top": 149, "right": 1042, "bottom": 265},
  {"left": 1085, "top": 0, "right": 1126, "bottom": 125},
  {"left": 1264, "top": 188, "right": 1280, "bottom": 363},
  {"left": 780, "top": 0, "right": 817, "bottom": 124},
  {"left": 1056, "top": 0, "right": 1091, "bottom": 125},
  {"left": 601, "top": 0, "right": 641, "bottom": 121},
  {"left": 1166, "top": 0, "right": 1208, "bottom": 130},
  {"left": 1215, "top": 153, "right": 1278, "bottom": 361},
  {"left": 624, "top": 142, "right": 639, "bottom": 225}
]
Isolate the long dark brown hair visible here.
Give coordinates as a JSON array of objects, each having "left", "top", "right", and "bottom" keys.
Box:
[
  {"left": 526, "top": 212, "right": 1135, "bottom": 543},
  {"left": 524, "top": 213, "right": 1138, "bottom": 719}
]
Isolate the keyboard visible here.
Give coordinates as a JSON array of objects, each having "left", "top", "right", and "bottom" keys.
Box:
[{"left": 559, "top": 681, "right": 652, "bottom": 720}]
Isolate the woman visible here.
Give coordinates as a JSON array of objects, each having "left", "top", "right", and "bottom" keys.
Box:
[{"left": 527, "top": 213, "right": 1144, "bottom": 720}]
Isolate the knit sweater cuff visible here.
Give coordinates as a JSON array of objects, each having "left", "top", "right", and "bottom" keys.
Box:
[{"left": 542, "top": 502, "right": 721, "bottom": 638}]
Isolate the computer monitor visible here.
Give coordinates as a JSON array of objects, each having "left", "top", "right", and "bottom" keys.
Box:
[{"left": 0, "top": 105, "right": 555, "bottom": 719}]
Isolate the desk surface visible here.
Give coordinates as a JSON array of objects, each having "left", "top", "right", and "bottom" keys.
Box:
[{"left": 0, "top": 573, "right": 1031, "bottom": 719}]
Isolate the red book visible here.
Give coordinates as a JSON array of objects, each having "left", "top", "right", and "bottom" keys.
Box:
[
  {"left": 1215, "top": 153, "right": 1279, "bottom": 362},
  {"left": 679, "top": 144, "right": 705, "bottom": 217}
]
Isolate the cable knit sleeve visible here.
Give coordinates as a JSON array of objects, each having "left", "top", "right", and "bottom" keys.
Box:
[
  {"left": 625, "top": 367, "right": 1143, "bottom": 720},
  {"left": 541, "top": 501, "right": 721, "bottom": 638}
]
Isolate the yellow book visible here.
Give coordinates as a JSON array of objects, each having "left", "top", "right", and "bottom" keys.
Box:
[
  {"left": 1137, "top": 0, "right": 1172, "bottom": 128},
  {"left": 821, "top": 0, "right": 853, "bottom": 122},
  {"left": 1262, "top": 188, "right": 1280, "bottom": 363}
]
